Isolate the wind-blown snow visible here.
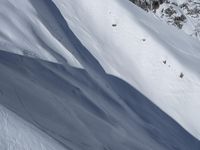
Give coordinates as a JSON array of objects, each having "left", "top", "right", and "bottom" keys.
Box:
[{"left": 0, "top": 0, "right": 200, "bottom": 149}]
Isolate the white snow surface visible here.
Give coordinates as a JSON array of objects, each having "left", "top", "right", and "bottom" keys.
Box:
[
  {"left": 0, "top": 0, "right": 82, "bottom": 68},
  {"left": 52, "top": 0, "right": 200, "bottom": 139},
  {"left": 0, "top": 0, "right": 200, "bottom": 149},
  {"left": 0, "top": 105, "right": 66, "bottom": 150}
]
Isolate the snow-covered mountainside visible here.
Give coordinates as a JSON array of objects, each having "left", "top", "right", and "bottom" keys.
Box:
[
  {"left": 0, "top": 49, "right": 199, "bottom": 150},
  {"left": 130, "top": 0, "right": 200, "bottom": 39},
  {"left": 53, "top": 0, "right": 200, "bottom": 139},
  {"left": 0, "top": 0, "right": 200, "bottom": 149},
  {"left": 0, "top": 0, "right": 82, "bottom": 67},
  {"left": 156, "top": 0, "right": 200, "bottom": 39}
]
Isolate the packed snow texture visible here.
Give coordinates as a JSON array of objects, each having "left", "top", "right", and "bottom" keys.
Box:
[{"left": 0, "top": 0, "right": 200, "bottom": 149}]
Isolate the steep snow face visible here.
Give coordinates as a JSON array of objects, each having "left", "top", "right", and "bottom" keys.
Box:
[
  {"left": 0, "top": 0, "right": 200, "bottom": 147},
  {"left": 0, "top": 0, "right": 82, "bottom": 68},
  {"left": 0, "top": 105, "right": 66, "bottom": 150},
  {"left": 52, "top": 0, "right": 200, "bottom": 139},
  {"left": 0, "top": 50, "right": 199, "bottom": 150}
]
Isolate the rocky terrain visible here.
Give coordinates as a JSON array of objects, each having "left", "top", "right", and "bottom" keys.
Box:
[{"left": 130, "top": 0, "right": 200, "bottom": 39}]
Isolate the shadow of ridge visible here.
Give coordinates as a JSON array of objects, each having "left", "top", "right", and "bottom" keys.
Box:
[
  {"left": 29, "top": 0, "right": 105, "bottom": 74},
  {"left": 0, "top": 50, "right": 106, "bottom": 150},
  {"left": 107, "top": 74, "right": 200, "bottom": 149},
  {"left": 0, "top": 50, "right": 199, "bottom": 150}
]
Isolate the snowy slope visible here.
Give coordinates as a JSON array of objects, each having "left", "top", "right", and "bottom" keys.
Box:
[
  {"left": 0, "top": 105, "right": 66, "bottom": 150},
  {"left": 0, "top": 0, "right": 82, "bottom": 68},
  {"left": 0, "top": 50, "right": 199, "bottom": 150},
  {"left": 52, "top": 0, "right": 200, "bottom": 139},
  {"left": 0, "top": 0, "right": 200, "bottom": 149}
]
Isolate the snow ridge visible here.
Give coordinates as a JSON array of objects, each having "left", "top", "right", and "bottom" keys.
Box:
[
  {"left": 0, "top": 49, "right": 199, "bottom": 150},
  {"left": 0, "top": 0, "right": 200, "bottom": 149}
]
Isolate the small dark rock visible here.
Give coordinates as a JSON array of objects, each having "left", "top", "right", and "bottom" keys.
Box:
[
  {"left": 171, "top": 2, "right": 178, "bottom": 6},
  {"left": 179, "top": 72, "right": 184, "bottom": 78},
  {"left": 112, "top": 24, "right": 117, "bottom": 27}
]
